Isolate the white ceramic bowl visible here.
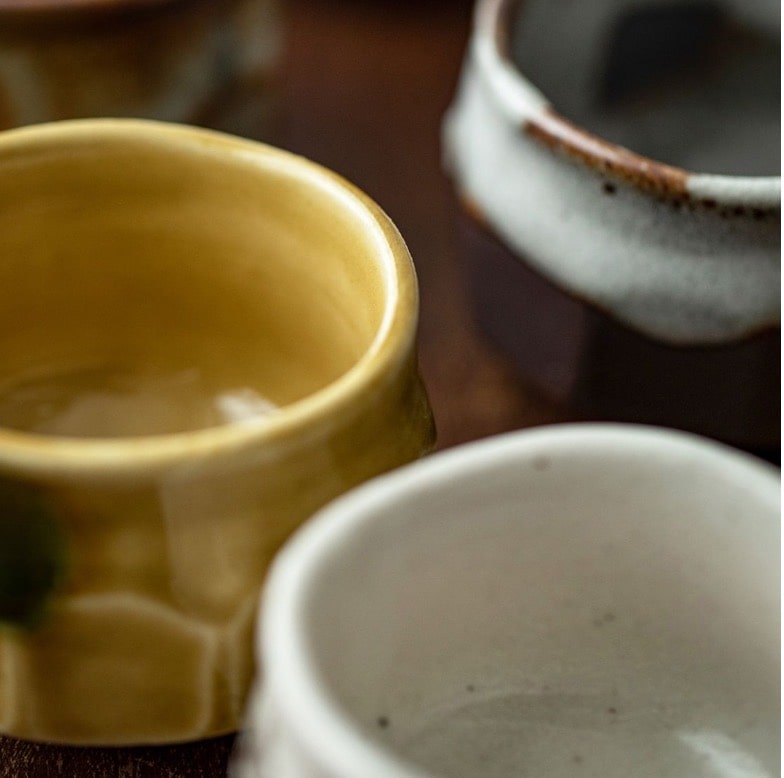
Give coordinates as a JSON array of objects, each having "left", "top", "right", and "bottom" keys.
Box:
[
  {"left": 233, "top": 423, "right": 780, "bottom": 777},
  {"left": 443, "top": 0, "right": 780, "bottom": 344},
  {"left": 442, "top": 0, "right": 780, "bottom": 451}
]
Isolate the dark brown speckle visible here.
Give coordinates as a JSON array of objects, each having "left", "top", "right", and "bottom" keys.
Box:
[
  {"left": 532, "top": 456, "right": 550, "bottom": 471},
  {"left": 525, "top": 109, "right": 689, "bottom": 197}
]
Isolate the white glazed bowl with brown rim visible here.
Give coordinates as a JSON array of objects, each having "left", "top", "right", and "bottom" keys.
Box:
[{"left": 443, "top": 0, "right": 780, "bottom": 450}]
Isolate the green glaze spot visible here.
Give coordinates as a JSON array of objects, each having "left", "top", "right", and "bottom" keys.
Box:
[{"left": 0, "top": 479, "right": 66, "bottom": 631}]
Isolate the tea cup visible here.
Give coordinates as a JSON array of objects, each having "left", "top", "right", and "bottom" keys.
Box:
[
  {"left": 0, "top": 118, "right": 434, "bottom": 745},
  {"left": 443, "top": 0, "right": 780, "bottom": 452},
  {"left": 234, "top": 423, "right": 779, "bottom": 777}
]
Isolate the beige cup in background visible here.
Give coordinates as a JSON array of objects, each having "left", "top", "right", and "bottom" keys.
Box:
[
  {"left": 0, "top": 119, "right": 434, "bottom": 745},
  {"left": 0, "top": 0, "right": 281, "bottom": 139},
  {"left": 235, "top": 424, "right": 779, "bottom": 778}
]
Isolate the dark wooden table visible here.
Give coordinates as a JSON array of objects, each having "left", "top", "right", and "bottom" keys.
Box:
[{"left": 0, "top": 1, "right": 576, "bottom": 775}]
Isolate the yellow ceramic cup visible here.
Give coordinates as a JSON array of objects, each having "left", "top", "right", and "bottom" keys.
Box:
[{"left": 0, "top": 119, "right": 434, "bottom": 745}]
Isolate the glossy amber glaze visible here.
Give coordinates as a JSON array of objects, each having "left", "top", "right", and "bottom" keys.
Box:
[{"left": 0, "top": 120, "right": 434, "bottom": 744}]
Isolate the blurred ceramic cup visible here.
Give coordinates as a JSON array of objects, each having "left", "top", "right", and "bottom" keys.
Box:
[
  {"left": 0, "top": 0, "right": 281, "bottom": 139},
  {"left": 233, "top": 424, "right": 779, "bottom": 778},
  {"left": 0, "top": 119, "right": 433, "bottom": 745},
  {"left": 443, "top": 0, "right": 780, "bottom": 453}
]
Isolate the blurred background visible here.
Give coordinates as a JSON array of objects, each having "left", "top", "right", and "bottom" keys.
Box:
[{"left": 272, "top": 0, "right": 559, "bottom": 450}]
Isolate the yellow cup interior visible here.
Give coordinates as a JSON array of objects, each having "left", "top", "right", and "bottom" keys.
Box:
[{"left": 0, "top": 123, "right": 391, "bottom": 435}]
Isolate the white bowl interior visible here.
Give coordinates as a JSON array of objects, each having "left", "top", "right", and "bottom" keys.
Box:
[
  {"left": 297, "top": 430, "right": 779, "bottom": 777},
  {"left": 510, "top": 0, "right": 781, "bottom": 176}
]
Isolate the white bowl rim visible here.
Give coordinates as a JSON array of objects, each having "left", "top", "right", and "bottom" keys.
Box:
[
  {"left": 471, "top": 0, "right": 780, "bottom": 206},
  {"left": 258, "top": 422, "right": 780, "bottom": 778}
]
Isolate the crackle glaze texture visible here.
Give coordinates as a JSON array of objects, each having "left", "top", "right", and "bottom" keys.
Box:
[
  {"left": 0, "top": 120, "right": 434, "bottom": 745},
  {"left": 0, "top": 0, "right": 281, "bottom": 138}
]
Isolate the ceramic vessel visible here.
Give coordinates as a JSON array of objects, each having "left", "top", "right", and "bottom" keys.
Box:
[
  {"left": 0, "top": 119, "right": 434, "bottom": 745},
  {"left": 233, "top": 424, "right": 779, "bottom": 777},
  {"left": 0, "top": 0, "right": 281, "bottom": 139},
  {"left": 443, "top": 0, "right": 780, "bottom": 450}
]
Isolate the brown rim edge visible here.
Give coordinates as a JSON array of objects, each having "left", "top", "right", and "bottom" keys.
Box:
[
  {"left": 488, "top": 0, "right": 778, "bottom": 208},
  {"left": 525, "top": 108, "right": 690, "bottom": 198}
]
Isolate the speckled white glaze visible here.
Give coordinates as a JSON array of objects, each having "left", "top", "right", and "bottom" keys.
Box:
[
  {"left": 443, "top": 0, "right": 780, "bottom": 344},
  {"left": 232, "top": 424, "right": 780, "bottom": 778}
]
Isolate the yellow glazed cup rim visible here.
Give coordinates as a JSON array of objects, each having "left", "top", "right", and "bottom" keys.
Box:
[{"left": 0, "top": 119, "right": 419, "bottom": 480}]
